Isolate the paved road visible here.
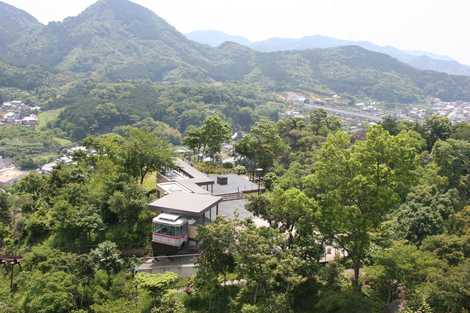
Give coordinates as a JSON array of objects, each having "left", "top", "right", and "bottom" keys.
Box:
[{"left": 306, "top": 104, "right": 383, "bottom": 122}]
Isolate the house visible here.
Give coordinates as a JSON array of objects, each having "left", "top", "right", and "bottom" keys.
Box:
[
  {"left": 3, "top": 112, "right": 16, "bottom": 122},
  {"left": 149, "top": 159, "right": 262, "bottom": 256},
  {"left": 149, "top": 190, "right": 222, "bottom": 255},
  {"left": 20, "top": 115, "right": 38, "bottom": 126}
]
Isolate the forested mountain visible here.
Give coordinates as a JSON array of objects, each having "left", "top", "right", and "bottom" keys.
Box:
[
  {"left": 0, "top": 1, "right": 42, "bottom": 53},
  {"left": 188, "top": 31, "right": 470, "bottom": 77},
  {"left": 2, "top": 0, "right": 470, "bottom": 103},
  {"left": 2, "top": 0, "right": 215, "bottom": 82}
]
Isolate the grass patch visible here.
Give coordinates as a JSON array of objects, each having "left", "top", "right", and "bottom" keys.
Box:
[
  {"left": 142, "top": 172, "right": 157, "bottom": 192},
  {"left": 52, "top": 136, "right": 73, "bottom": 146},
  {"left": 32, "top": 152, "right": 59, "bottom": 165},
  {"left": 38, "top": 108, "right": 65, "bottom": 130}
]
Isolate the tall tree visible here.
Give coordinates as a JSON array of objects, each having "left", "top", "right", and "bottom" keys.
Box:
[
  {"left": 235, "top": 120, "right": 286, "bottom": 171},
  {"left": 432, "top": 138, "right": 470, "bottom": 200},
  {"left": 423, "top": 115, "right": 452, "bottom": 150},
  {"left": 183, "top": 115, "right": 232, "bottom": 161},
  {"left": 305, "top": 126, "right": 421, "bottom": 290}
]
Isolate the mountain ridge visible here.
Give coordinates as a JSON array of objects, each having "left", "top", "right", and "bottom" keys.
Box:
[
  {"left": 0, "top": 1, "right": 43, "bottom": 53},
  {"left": 1, "top": 0, "right": 470, "bottom": 103},
  {"left": 187, "top": 31, "right": 470, "bottom": 77}
]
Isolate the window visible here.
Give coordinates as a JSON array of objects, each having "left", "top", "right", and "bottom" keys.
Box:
[{"left": 153, "top": 224, "right": 185, "bottom": 236}]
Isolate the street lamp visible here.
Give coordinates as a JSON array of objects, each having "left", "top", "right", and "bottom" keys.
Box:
[{"left": 255, "top": 168, "right": 263, "bottom": 194}]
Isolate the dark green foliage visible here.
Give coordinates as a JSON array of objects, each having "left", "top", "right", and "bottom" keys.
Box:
[
  {"left": 423, "top": 115, "right": 452, "bottom": 150},
  {"left": 394, "top": 186, "right": 461, "bottom": 245},
  {"left": 366, "top": 241, "right": 443, "bottom": 306},
  {"left": 426, "top": 260, "right": 470, "bottom": 313},
  {"left": 54, "top": 82, "right": 281, "bottom": 139},
  {"left": 235, "top": 120, "right": 287, "bottom": 171},
  {"left": 183, "top": 115, "right": 232, "bottom": 160},
  {"left": 314, "top": 290, "right": 380, "bottom": 313},
  {"left": 432, "top": 138, "right": 470, "bottom": 200}
]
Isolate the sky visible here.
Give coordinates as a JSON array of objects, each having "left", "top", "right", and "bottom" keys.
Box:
[{"left": 4, "top": 0, "right": 470, "bottom": 65}]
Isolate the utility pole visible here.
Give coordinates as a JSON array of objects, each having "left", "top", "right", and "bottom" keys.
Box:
[{"left": 0, "top": 256, "right": 22, "bottom": 294}]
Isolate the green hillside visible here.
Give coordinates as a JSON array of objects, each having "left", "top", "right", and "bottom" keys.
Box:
[
  {"left": 0, "top": 1, "right": 42, "bottom": 53},
  {"left": 1, "top": 0, "right": 470, "bottom": 104}
]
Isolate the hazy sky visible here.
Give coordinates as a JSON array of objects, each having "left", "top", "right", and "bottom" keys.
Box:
[{"left": 4, "top": 0, "right": 470, "bottom": 65}]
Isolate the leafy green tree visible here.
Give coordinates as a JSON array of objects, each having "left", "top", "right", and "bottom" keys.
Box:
[
  {"left": 183, "top": 115, "right": 231, "bottom": 161},
  {"left": 305, "top": 126, "right": 421, "bottom": 290},
  {"left": 91, "top": 299, "right": 137, "bottom": 313},
  {"left": 309, "top": 109, "right": 341, "bottom": 136},
  {"left": 87, "top": 127, "right": 175, "bottom": 184},
  {"left": 235, "top": 120, "right": 286, "bottom": 171},
  {"left": 0, "top": 191, "right": 10, "bottom": 224},
  {"left": 135, "top": 272, "right": 179, "bottom": 307},
  {"left": 184, "top": 126, "right": 205, "bottom": 159},
  {"left": 427, "top": 260, "right": 470, "bottom": 313},
  {"left": 90, "top": 241, "right": 123, "bottom": 276},
  {"left": 451, "top": 122, "right": 470, "bottom": 141},
  {"left": 277, "top": 117, "right": 308, "bottom": 150},
  {"left": 394, "top": 186, "right": 461, "bottom": 245},
  {"left": 233, "top": 224, "right": 305, "bottom": 307},
  {"left": 447, "top": 206, "right": 470, "bottom": 235},
  {"left": 248, "top": 188, "right": 318, "bottom": 244},
  {"left": 423, "top": 115, "right": 452, "bottom": 150},
  {"left": 22, "top": 271, "right": 78, "bottom": 313},
  {"left": 381, "top": 115, "right": 401, "bottom": 136},
  {"left": 152, "top": 289, "right": 186, "bottom": 313},
  {"left": 197, "top": 218, "right": 237, "bottom": 288},
  {"left": 314, "top": 289, "right": 380, "bottom": 313},
  {"left": 432, "top": 139, "right": 470, "bottom": 200},
  {"left": 422, "top": 233, "right": 470, "bottom": 266},
  {"left": 201, "top": 115, "right": 232, "bottom": 160},
  {"left": 121, "top": 127, "right": 175, "bottom": 184},
  {"left": 366, "top": 241, "right": 443, "bottom": 305},
  {"left": 52, "top": 202, "right": 104, "bottom": 252}
]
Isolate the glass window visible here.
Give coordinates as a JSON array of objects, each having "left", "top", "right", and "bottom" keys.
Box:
[{"left": 153, "top": 224, "right": 186, "bottom": 236}]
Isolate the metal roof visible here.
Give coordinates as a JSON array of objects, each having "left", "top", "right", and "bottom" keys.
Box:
[
  {"left": 153, "top": 213, "right": 186, "bottom": 226},
  {"left": 175, "top": 159, "right": 208, "bottom": 180},
  {"left": 149, "top": 191, "right": 222, "bottom": 215},
  {"left": 157, "top": 181, "right": 210, "bottom": 195}
]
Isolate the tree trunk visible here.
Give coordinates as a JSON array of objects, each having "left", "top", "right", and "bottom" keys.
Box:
[
  {"left": 140, "top": 170, "right": 147, "bottom": 185},
  {"left": 353, "top": 261, "right": 361, "bottom": 292}
]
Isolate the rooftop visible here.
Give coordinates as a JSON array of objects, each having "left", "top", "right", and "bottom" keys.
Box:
[
  {"left": 175, "top": 159, "right": 208, "bottom": 180},
  {"left": 149, "top": 192, "right": 222, "bottom": 215},
  {"left": 153, "top": 213, "right": 186, "bottom": 226},
  {"left": 157, "top": 181, "right": 209, "bottom": 195},
  {"left": 209, "top": 174, "right": 260, "bottom": 195}
]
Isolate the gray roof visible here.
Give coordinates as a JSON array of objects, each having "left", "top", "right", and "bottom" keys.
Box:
[
  {"left": 175, "top": 159, "right": 208, "bottom": 180},
  {"left": 209, "top": 174, "right": 260, "bottom": 195},
  {"left": 157, "top": 181, "right": 209, "bottom": 195},
  {"left": 149, "top": 192, "right": 222, "bottom": 215}
]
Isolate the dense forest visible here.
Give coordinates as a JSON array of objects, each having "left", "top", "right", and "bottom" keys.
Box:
[{"left": 1, "top": 111, "right": 469, "bottom": 313}]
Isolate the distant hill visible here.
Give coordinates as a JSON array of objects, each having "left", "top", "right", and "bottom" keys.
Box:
[
  {"left": 0, "top": 1, "right": 42, "bottom": 53},
  {"left": 186, "top": 30, "right": 252, "bottom": 47},
  {"left": 1, "top": 0, "right": 470, "bottom": 103},
  {"left": 188, "top": 32, "right": 470, "bottom": 77}
]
